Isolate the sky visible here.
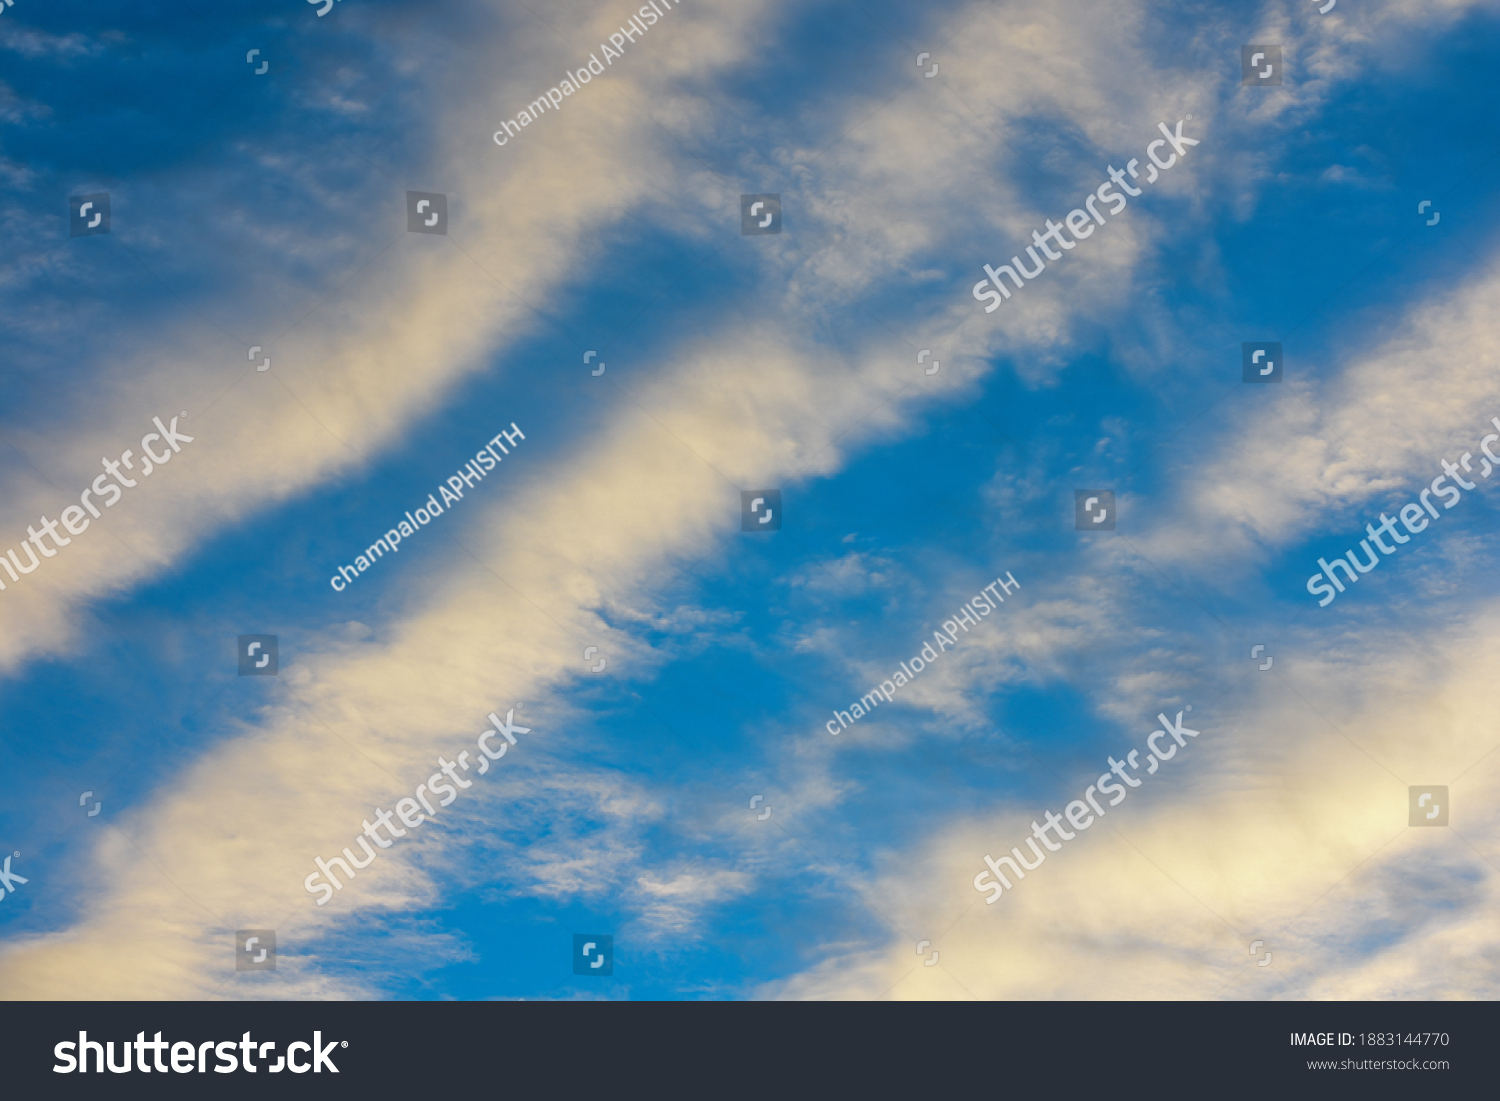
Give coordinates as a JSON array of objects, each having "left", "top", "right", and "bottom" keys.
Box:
[{"left": 2, "top": 0, "right": 1500, "bottom": 1001}]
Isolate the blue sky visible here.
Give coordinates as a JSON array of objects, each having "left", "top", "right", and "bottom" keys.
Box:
[{"left": 3, "top": 0, "right": 1500, "bottom": 1001}]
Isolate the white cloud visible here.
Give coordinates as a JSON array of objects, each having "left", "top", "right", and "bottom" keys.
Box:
[{"left": 764, "top": 604, "right": 1500, "bottom": 999}]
